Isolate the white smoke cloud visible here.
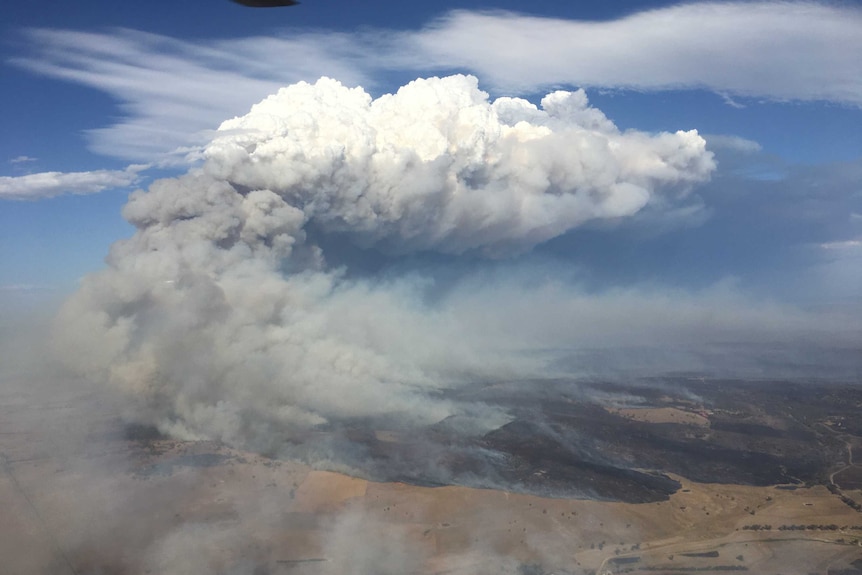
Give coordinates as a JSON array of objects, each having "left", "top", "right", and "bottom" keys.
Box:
[
  {"left": 53, "top": 75, "right": 860, "bottom": 461},
  {"left": 319, "top": 509, "right": 426, "bottom": 575},
  {"left": 50, "top": 75, "right": 718, "bottom": 448},
  {"left": 204, "top": 75, "right": 713, "bottom": 256}
]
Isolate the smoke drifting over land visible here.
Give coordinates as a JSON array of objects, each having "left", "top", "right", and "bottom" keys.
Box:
[{"left": 53, "top": 75, "right": 858, "bottom": 467}]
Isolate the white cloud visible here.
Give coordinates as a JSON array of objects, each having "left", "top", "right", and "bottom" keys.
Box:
[
  {"left": 0, "top": 167, "right": 142, "bottom": 200},
  {"left": 809, "top": 238, "right": 862, "bottom": 301},
  {"left": 411, "top": 2, "right": 862, "bottom": 99},
  {"left": 11, "top": 28, "right": 378, "bottom": 162},
  {"left": 704, "top": 135, "right": 762, "bottom": 154},
  {"left": 0, "top": 284, "right": 54, "bottom": 292},
  {"left": 820, "top": 239, "right": 862, "bottom": 250},
  {"left": 9, "top": 155, "right": 37, "bottom": 164},
  {"left": 11, "top": 2, "right": 862, "bottom": 163},
  {"left": 198, "top": 75, "right": 713, "bottom": 256}
]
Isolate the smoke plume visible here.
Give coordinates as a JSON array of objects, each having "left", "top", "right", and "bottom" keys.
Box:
[{"left": 57, "top": 74, "right": 814, "bottom": 460}]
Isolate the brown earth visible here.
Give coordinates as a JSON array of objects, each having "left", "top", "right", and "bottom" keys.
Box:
[{"left": 3, "top": 367, "right": 862, "bottom": 574}]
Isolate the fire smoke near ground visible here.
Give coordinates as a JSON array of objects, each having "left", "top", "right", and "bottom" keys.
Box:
[{"left": 52, "top": 75, "right": 856, "bottom": 466}]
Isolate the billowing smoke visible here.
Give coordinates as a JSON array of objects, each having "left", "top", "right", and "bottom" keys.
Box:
[
  {"left": 201, "top": 75, "right": 712, "bottom": 256},
  {"left": 54, "top": 74, "right": 722, "bottom": 456}
]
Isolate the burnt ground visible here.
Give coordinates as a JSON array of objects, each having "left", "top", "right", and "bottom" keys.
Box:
[
  {"left": 4, "top": 367, "right": 862, "bottom": 575},
  {"left": 294, "top": 379, "right": 862, "bottom": 503}
]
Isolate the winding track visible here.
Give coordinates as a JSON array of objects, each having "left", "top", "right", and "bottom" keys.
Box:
[{"left": 0, "top": 451, "right": 79, "bottom": 575}]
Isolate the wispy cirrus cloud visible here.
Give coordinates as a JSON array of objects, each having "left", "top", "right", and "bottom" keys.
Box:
[
  {"left": 410, "top": 2, "right": 862, "bottom": 98},
  {"left": 10, "top": 28, "right": 377, "bottom": 162},
  {"left": 0, "top": 283, "right": 52, "bottom": 291},
  {"left": 9, "top": 2, "right": 862, "bottom": 164},
  {"left": 9, "top": 155, "right": 37, "bottom": 164},
  {"left": 0, "top": 167, "right": 142, "bottom": 200}
]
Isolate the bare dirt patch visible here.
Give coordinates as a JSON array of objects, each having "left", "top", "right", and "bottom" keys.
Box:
[{"left": 607, "top": 407, "right": 710, "bottom": 427}]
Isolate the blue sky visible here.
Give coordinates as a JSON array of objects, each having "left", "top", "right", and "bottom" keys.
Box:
[{"left": 2, "top": 0, "right": 861, "bottom": 306}]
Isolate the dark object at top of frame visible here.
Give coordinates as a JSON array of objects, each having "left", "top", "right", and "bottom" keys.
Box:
[{"left": 232, "top": 0, "right": 299, "bottom": 7}]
